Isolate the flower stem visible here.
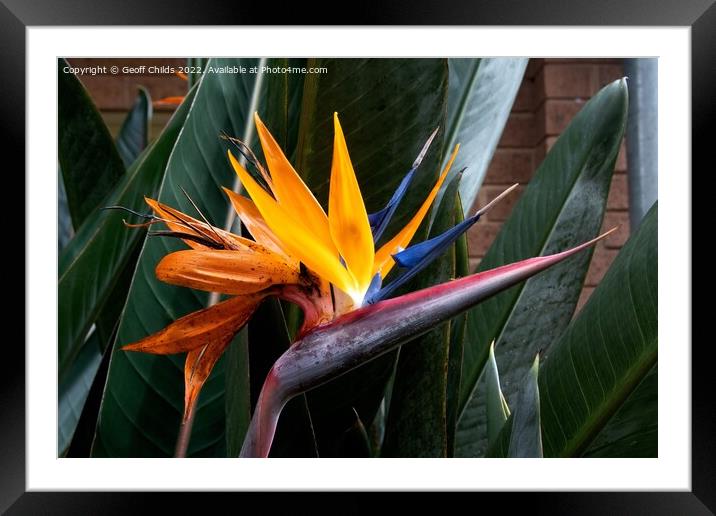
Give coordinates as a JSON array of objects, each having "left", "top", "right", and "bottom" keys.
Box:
[{"left": 174, "top": 400, "right": 197, "bottom": 458}]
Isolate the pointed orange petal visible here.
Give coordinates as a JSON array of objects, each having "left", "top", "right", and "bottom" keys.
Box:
[
  {"left": 145, "top": 197, "right": 262, "bottom": 252},
  {"left": 183, "top": 339, "right": 232, "bottom": 422},
  {"left": 253, "top": 113, "right": 335, "bottom": 250},
  {"left": 222, "top": 187, "right": 292, "bottom": 259},
  {"left": 329, "top": 113, "right": 374, "bottom": 294},
  {"left": 155, "top": 248, "right": 299, "bottom": 295},
  {"left": 228, "top": 150, "right": 356, "bottom": 296},
  {"left": 374, "top": 144, "right": 460, "bottom": 277},
  {"left": 121, "top": 293, "right": 265, "bottom": 355}
]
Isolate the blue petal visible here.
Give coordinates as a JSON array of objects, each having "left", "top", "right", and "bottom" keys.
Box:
[
  {"left": 368, "top": 127, "right": 439, "bottom": 243},
  {"left": 369, "top": 169, "right": 416, "bottom": 242},
  {"left": 365, "top": 272, "right": 383, "bottom": 301},
  {"left": 367, "top": 213, "right": 481, "bottom": 303}
]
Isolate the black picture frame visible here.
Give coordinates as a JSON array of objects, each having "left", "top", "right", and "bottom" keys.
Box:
[{"left": 6, "top": 1, "right": 710, "bottom": 512}]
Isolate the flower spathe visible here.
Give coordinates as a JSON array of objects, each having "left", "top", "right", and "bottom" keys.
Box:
[{"left": 121, "top": 112, "right": 506, "bottom": 424}]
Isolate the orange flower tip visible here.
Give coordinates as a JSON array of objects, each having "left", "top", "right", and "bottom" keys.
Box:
[{"left": 474, "top": 183, "right": 520, "bottom": 217}]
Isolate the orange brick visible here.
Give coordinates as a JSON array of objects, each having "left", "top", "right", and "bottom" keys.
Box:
[
  {"left": 484, "top": 149, "right": 535, "bottom": 183},
  {"left": 77, "top": 74, "right": 187, "bottom": 111},
  {"left": 537, "top": 63, "right": 594, "bottom": 98},
  {"left": 607, "top": 174, "right": 630, "bottom": 210},
  {"left": 601, "top": 211, "right": 630, "bottom": 248},
  {"left": 575, "top": 286, "right": 596, "bottom": 313},
  {"left": 596, "top": 64, "right": 625, "bottom": 90},
  {"left": 537, "top": 99, "right": 585, "bottom": 136},
  {"left": 512, "top": 78, "right": 535, "bottom": 112},
  {"left": 615, "top": 141, "right": 628, "bottom": 172},
  {"left": 477, "top": 184, "right": 525, "bottom": 222},
  {"left": 467, "top": 221, "right": 502, "bottom": 258},
  {"left": 499, "top": 113, "right": 537, "bottom": 147},
  {"left": 585, "top": 246, "right": 619, "bottom": 286},
  {"left": 75, "top": 75, "right": 131, "bottom": 111},
  {"left": 469, "top": 258, "right": 481, "bottom": 273}
]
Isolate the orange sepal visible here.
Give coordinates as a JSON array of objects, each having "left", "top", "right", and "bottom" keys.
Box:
[{"left": 155, "top": 249, "right": 299, "bottom": 295}]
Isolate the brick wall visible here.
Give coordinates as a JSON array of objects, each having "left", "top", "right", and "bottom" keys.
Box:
[
  {"left": 69, "top": 58, "right": 631, "bottom": 310},
  {"left": 466, "top": 59, "right": 629, "bottom": 311}
]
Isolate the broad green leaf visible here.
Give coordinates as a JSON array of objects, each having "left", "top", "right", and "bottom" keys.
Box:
[
  {"left": 582, "top": 365, "right": 657, "bottom": 458},
  {"left": 294, "top": 58, "right": 449, "bottom": 456},
  {"left": 485, "top": 342, "right": 510, "bottom": 448},
  {"left": 539, "top": 203, "right": 657, "bottom": 457},
  {"left": 381, "top": 172, "right": 460, "bottom": 457},
  {"left": 224, "top": 332, "right": 251, "bottom": 457},
  {"left": 297, "top": 58, "right": 448, "bottom": 242},
  {"left": 455, "top": 79, "right": 628, "bottom": 457},
  {"left": 446, "top": 195, "right": 469, "bottom": 456},
  {"left": 444, "top": 58, "right": 528, "bottom": 215},
  {"left": 116, "top": 86, "right": 152, "bottom": 167},
  {"left": 58, "top": 88, "right": 196, "bottom": 380},
  {"left": 92, "top": 58, "right": 266, "bottom": 457},
  {"left": 58, "top": 329, "right": 103, "bottom": 455},
  {"left": 58, "top": 58, "right": 125, "bottom": 228},
  {"left": 58, "top": 243, "right": 141, "bottom": 455}
]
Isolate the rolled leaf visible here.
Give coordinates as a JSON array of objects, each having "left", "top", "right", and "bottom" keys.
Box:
[{"left": 116, "top": 86, "right": 152, "bottom": 167}]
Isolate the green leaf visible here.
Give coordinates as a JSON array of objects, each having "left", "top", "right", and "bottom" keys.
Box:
[
  {"left": 485, "top": 342, "right": 510, "bottom": 448},
  {"left": 187, "top": 58, "right": 207, "bottom": 89},
  {"left": 116, "top": 86, "right": 152, "bottom": 167},
  {"left": 455, "top": 79, "right": 628, "bottom": 457},
  {"left": 58, "top": 87, "right": 196, "bottom": 380},
  {"left": 582, "top": 365, "right": 657, "bottom": 458},
  {"left": 58, "top": 242, "right": 142, "bottom": 455},
  {"left": 58, "top": 330, "right": 104, "bottom": 455},
  {"left": 92, "top": 58, "right": 267, "bottom": 457},
  {"left": 224, "top": 331, "right": 251, "bottom": 458},
  {"left": 539, "top": 203, "right": 658, "bottom": 457},
  {"left": 297, "top": 58, "right": 448, "bottom": 242},
  {"left": 446, "top": 194, "right": 469, "bottom": 456},
  {"left": 58, "top": 58, "right": 126, "bottom": 229},
  {"left": 444, "top": 58, "right": 528, "bottom": 215},
  {"left": 381, "top": 172, "right": 460, "bottom": 457},
  {"left": 58, "top": 165, "right": 74, "bottom": 251},
  {"left": 507, "top": 354, "right": 542, "bottom": 457},
  {"left": 294, "top": 58, "right": 449, "bottom": 456}
]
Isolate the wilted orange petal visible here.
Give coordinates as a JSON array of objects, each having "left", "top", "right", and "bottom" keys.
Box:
[
  {"left": 156, "top": 248, "right": 299, "bottom": 295},
  {"left": 253, "top": 113, "right": 336, "bottom": 252},
  {"left": 145, "top": 197, "right": 255, "bottom": 251},
  {"left": 374, "top": 144, "right": 460, "bottom": 277},
  {"left": 329, "top": 113, "right": 374, "bottom": 294},
  {"left": 222, "top": 187, "right": 292, "bottom": 259},
  {"left": 228, "top": 150, "right": 356, "bottom": 296},
  {"left": 183, "top": 340, "right": 228, "bottom": 422},
  {"left": 121, "top": 292, "right": 265, "bottom": 355}
]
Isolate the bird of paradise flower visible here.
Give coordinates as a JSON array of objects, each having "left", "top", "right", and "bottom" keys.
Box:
[{"left": 119, "top": 112, "right": 613, "bottom": 457}]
